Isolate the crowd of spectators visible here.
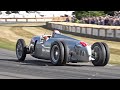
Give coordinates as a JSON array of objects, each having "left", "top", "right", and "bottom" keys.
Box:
[{"left": 81, "top": 15, "right": 120, "bottom": 26}]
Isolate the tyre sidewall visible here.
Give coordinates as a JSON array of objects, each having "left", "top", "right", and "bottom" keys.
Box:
[
  {"left": 50, "top": 41, "right": 64, "bottom": 65},
  {"left": 101, "top": 42, "right": 110, "bottom": 66},
  {"left": 60, "top": 41, "right": 69, "bottom": 65},
  {"left": 91, "top": 42, "right": 106, "bottom": 66},
  {"left": 16, "top": 39, "right": 26, "bottom": 61}
]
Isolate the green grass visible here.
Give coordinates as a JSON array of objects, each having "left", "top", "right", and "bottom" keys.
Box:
[
  {"left": 0, "top": 38, "right": 15, "bottom": 51},
  {"left": 109, "top": 54, "right": 120, "bottom": 65}
]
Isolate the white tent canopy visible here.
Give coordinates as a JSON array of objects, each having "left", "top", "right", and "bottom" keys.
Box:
[{"left": 0, "top": 11, "right": 74, "bottom": 18}]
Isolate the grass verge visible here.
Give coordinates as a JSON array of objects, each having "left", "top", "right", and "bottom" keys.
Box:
[
  {"left": 10, "top": 26, "right": 35, "bottom": 38},
  {"left": 0, "top": 38, "right": 15, "bottom": 51}
]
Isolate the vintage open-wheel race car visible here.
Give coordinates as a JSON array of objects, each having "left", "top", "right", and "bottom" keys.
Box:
[{"left": 16, "top": 30, "right": 110, "bottom": 66}]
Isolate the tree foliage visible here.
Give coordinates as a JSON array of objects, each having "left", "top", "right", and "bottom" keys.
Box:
[
  {"left": 73, "top": 11, "right": 105, "bottom": 19},
  {"left": 104, "top": 11, "right": 114, "bottom": 16}
]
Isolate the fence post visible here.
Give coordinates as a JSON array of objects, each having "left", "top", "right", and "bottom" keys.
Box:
[
  {"left": 26, "top": 19, "right": 28, "bottom": 22},
  {"left": 16, "top": 19, "right": 18, "bottom": 22},
  {"left": 5, "top": 19, "right": 7, "bottom": 22}
]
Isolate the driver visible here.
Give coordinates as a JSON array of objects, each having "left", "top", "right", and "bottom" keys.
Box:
[{"left": 43, "top": 36, "right": 49, "bottom": 42}]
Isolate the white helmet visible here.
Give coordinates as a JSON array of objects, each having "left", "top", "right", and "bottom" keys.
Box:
[
  {"left": 53, "top": 30, "right": 60, "bottom": 34},
  {"left": 52, "top": 30, "right": 61, "bottom": 37}
]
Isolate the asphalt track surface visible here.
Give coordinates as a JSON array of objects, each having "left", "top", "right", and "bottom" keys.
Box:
[{"left": 0, "top": 48, "right": 120, "bottom": 79}]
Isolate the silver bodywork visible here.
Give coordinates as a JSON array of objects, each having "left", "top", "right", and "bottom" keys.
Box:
[{"left": 28, "top": 33, "right": 94, "bottom": 62}]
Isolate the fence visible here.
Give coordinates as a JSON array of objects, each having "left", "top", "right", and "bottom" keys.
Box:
[
  {"left": 0, "top": 17, "right": 71, "bottom": 22},
  {"left": 46, "top": 22, "right": 120, "bottom": 41}
]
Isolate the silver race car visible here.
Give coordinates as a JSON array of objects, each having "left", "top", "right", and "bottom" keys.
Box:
[{"left": 16, "top": 30, "right": 110, "bottom": 66}]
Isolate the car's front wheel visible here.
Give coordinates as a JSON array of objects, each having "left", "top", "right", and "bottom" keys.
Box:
[
  {"left": 91, "top": 42, "right": 107, "bottom": 66},
  {"left": 16, "top": 39, "right": 27, "bottom": 61}
]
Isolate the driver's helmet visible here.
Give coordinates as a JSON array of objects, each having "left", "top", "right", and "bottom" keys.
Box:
[{"left": 52, "top": 30, "right": 61, "bottom": 37}]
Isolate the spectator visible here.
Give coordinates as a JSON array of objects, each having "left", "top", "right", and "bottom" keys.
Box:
[
  {"left": 80, "top": 13, "right": 120, "bottom": 26},
  {"left": 66, "top": 17, "right": 70, "bottom": 22}
]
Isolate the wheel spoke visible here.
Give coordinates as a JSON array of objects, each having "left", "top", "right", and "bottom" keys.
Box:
[
  {"left": 54, "top": 49, "right": 59, "bottom": 60},
  {"left": 92, "top": 46, "right": 100, "bottom": 60},
  {"left": 51, "top": 45, "right": 60, "bottom": 63}
]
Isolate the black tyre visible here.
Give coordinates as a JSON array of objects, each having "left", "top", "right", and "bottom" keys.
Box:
[
  {"left": 60, "top": 41, "right": 69, "bottom": 65},
  {"left": 71, "top": 61, "right": 77, "bottom": 63},
  {"left": 91, "top": 42, "right": 106, "bottom": 66},
  {"left": 101, "top": 42, "right": 110, "bottom": 66},
  {"left": 16, "top": 39, "right": 27, "bottom": 61},
  {"left": 50, "top": 41, "right": 64, "bottom": 65}
]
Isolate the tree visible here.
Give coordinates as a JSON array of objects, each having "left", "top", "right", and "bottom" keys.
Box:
[
  {"left": 74, "top": 11, "right": 88, "bottom": 19},
  {"left": 104, "top": 11, "right": 114, "bottom": 16},
  {"left": 74, "top": 11, "right": 105, "bottom": 19},
  {"left": 88, "top": 11, "right": 105, "bottom": 17}
]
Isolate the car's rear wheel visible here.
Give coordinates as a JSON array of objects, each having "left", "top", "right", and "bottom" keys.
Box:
[
  {"left": 50, "top": 41, "right": 64, "bottom": 65},
  {"left": 60, "top": 41, "right": 69, "bottom": 65},
  {"left": 91, "top": 42, "right": 106, "bottom": 66},
  {"left": 16, "top": 39, "right": 27, "bottom": 61}
]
